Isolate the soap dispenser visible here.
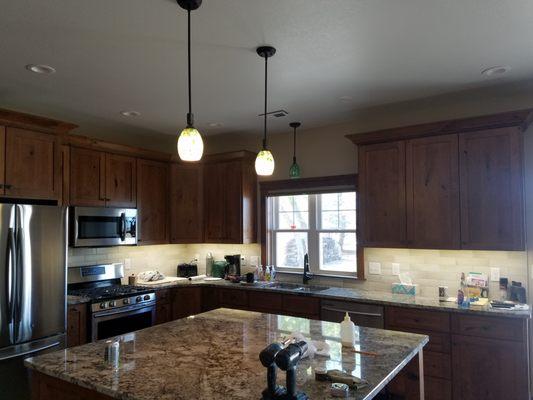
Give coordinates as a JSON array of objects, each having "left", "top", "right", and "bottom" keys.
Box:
[{"left": 340, "top": 312, "right": 356, "bottom": 348}]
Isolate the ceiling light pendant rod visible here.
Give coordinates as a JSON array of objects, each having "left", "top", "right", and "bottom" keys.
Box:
[
  {"left": 263, "top": 54, "right": 268, "bottom": 149},
  {"left": 187, "top": 8, "right": 192, "bottom": 125}
]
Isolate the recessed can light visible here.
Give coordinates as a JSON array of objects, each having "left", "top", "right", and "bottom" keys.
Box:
[
  {"left": 339, "top": 96, "right": 353, "bottom": 103},
  {"left": 25, "top": 64, "right": 56, "bottom": 74},
  {"left": 120, "top": 110, "right": 141, "bottom": 117},
  {"left": 208, "top": 122, "right": 223, "bottom": 128},
  {"left": 481, "top": 66, "right": 511, "bottom": 77}
]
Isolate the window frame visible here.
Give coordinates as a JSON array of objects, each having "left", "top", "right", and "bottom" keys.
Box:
[{"left": 259, "top": 174, "right": 363, "bottom": 279}]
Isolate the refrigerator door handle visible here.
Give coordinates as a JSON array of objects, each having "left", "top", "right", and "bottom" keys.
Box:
[
  {"left": 120, "top": 212, "right": 126, "bottom": 241},
  {"left": 5, "top": 226, "right": 16, "bottom": 343}
]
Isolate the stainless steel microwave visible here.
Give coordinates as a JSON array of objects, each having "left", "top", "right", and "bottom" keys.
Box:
[{"left": 70, "top": 207, "right": 137, "bottom": 247}]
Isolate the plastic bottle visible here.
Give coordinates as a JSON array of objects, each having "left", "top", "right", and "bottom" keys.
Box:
[
  {"left": 340, "top": 312, "right": 356, "bottom": 348},
  {"left": 206, "top": 252, "right": 214, "bottom": 277}
]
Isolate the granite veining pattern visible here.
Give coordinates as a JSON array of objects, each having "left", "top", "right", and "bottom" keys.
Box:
[
  {"left": 25, "top": 309, "right": 428, "bottom": 400},
  {"left": 136, "top": 279, "right": 530, "bottom": 318}
]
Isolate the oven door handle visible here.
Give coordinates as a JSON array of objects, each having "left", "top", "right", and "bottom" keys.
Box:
[
  {"left": 93, "top": 302, "right": 156, "bottom": 318},
  {"left": 119, "top": 213, "right": 126, "bottom": 241}
]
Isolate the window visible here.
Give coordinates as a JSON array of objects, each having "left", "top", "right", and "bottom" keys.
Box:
[{"left": 266, "top": 191, "right": 357, "bottom": 277}]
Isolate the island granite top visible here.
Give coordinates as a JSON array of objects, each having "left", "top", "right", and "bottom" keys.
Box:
[{"left": 26, "top": 308, "right": 428, "bottom": 400}]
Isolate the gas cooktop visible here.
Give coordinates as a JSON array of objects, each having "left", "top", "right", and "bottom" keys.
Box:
[{"left": 68, "top": 285, "right": 152, "bottom": 302}]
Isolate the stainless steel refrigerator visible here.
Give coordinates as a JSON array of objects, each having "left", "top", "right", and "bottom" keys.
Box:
[{"left": 0, "top": 204, "right": 67, "bottom": 400}]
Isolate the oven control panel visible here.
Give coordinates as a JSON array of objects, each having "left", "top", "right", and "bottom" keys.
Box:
[{"left": 91, "top": 292, "right": 156, "bottom": 312}]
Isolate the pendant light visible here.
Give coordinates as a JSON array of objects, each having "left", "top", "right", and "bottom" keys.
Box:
[
  {"left": 289, "top": 122, "right": 301, "bottom": 178},
  {"left": 176, "top": 0, "right": 204, "bottom": 161},
  {"left": 255, "top": 46, "right": 276, "bottom": 176}
]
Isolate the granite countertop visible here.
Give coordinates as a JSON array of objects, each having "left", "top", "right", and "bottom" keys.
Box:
[
  {"left": 134, "top": 278, "right": 531, "bottom": 319},
  {"left": 67, "top": 294, "right": 92, "bottom": 305},
  {"left": 25, "top": 308, "right": 428, "bottom": 400}
]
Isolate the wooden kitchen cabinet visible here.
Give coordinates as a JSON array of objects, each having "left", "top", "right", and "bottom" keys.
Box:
[
  {"left": 170, "top": 163, "right": 203, "bottom": 243},
  {"left": 137, "top": 159, "right": 169, "bottom": 245},
  {"left": 171, "top": 287, "right": 202, "bottom": 320},
  {"left": 203, "top": 151, "right": 257, "bottom": 244},
  {"left": 69, "top": 148, "right": 136, "bottom": 208},
  {"left": 2, "top": 127, "right": 61, "bottom": 200},
  {"left": 459, "top": 127, "right": 524, "bottom": 250},
  {"left": 66, "top": 304, "right": 87, "bottom": 348},
  {"left": 451, "top": 334, "right": 528, "bottom": 400},
  {"left": 358, "top": 141, "right": 406, "bottom": 247},
  {"left": 406, "top": 134, "right": 460, "bottom": 249}
]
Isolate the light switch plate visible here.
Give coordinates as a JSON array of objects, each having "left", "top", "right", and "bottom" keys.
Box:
[
  {"left": 124, "top": 258, "right": 132, "bottom": 270},
  {"left": 241, "top": 256, "right": 247, "bottom": 266},
  {"left": 250, "top": 256, "right": 259, "bottom": 267},
  {"left": 369, "top": 262, "right": 381, "bottom": 275},
  {"left": 490, "top": 267, "right": 500, "bottom": 282},
  {"left": 392, "top": 263, "right": 400, "bottom": 275}
]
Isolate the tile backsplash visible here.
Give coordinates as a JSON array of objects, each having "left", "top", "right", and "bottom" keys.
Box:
[{"left": 69, "top": 245, "right": 527, "bottom": 299}]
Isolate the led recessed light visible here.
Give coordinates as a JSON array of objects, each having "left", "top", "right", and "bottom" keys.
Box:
[
  {"left": 339, "top": 96, "right": 353, "bottom": 103},
  {"left": 25, "top": 64, "right": 56, "bottom": 74},
  {"left": 481, "top": 66, "right": 511, "bottom": 77},
  {"left": 120, "top": 110, "right": 141, "bottom": 117},
  {"left": 208, "top": 122, "right": 223, "bottom": 128}
]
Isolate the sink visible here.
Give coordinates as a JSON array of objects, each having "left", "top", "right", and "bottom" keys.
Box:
[{"left": 265, "top": 282, "right": 329, "bottom": 293}]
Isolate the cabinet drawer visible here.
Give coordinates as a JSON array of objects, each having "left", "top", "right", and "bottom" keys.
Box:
[
  {"left": 282, "top": 295, "right": 320, "bottom": 319},
  {"left": 248, "top": 291, "right": 283, "bottom": 313},
  {"left": 219, "top": 289, "right": 248, "bottom": 308},
  {"left": 156, "top": 289, "right": 170, "bottom": 304},
  {"left": 387, "top": 325, "right": 451, "bottom": 354},
  {"left": 451, "top": 314, "right": 526, "bottom": 341},
  {"left": 386, "top": 307, "right": 450, "bottom": 333},
  {"left": 407, "top": 351, "right": 451, "bottom": 379}
]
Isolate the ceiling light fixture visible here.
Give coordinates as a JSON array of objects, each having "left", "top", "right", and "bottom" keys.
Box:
[
  {"left": 289, "top": 122, "right": 301, "bottom": 179},
  {"left": 25, "top": 64, "right": 56, "bottom": 74},
  {"left": 255, "top": 46, "right": 276, "bottom": 177},
  {"left": 481, "top": 65, "right": 511, "bottom": 77},
  {"left": 120, "top": 110, "right": 141, "bottom": 117},
  {"left": 176, "top": 0, "right": 204, "bottom": 162}
]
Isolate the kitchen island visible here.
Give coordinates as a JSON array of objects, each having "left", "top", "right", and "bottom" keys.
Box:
[{"left": 26, "top": 308, "right": 428, "bottom": 400}]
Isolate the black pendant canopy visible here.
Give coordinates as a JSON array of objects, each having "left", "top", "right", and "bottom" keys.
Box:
[{"left": 177, "top": 0, "right": 202, "bottom": 11}]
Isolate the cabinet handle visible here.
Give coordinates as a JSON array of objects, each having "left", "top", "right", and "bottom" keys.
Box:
[{"left": 321, "top": 306, "right": 383, "bottom": 318}]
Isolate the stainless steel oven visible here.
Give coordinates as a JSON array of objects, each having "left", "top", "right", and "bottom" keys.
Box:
[
  {"left": 70, "top": 207, "right": 137, "bottom": 247},
  {"left": 91, "top": 296, "right": 156, "bottom": 341}
]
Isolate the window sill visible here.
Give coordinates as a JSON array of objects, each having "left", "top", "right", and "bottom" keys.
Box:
[{"left": 276, "top": 270, "right": 360, "bottom": 280}]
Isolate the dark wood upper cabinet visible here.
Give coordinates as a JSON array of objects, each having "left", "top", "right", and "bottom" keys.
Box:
[
  {"left": 459, "top": 128, "right": 524, "bottom": 250},
  {"left": 170, "top": 163, "right": 203, "bottom": 243},
  {"left": 69, "top": 148, "right": 136, "bottom": 208},
  {"left": 406, "top": 134, "right": 460, "bottom": 249},
  {"left": 137, "top": 159, "right": 169, "bottom": 245},
  {"left": 70, "top": 147, "right": 106, "bottom": 207},
  {"left": 358, "top": 141, "right": 406, "bottom": 247},
  {"left": 203, "top": 152, "right": 257, "bottom": 244},
  {"left": 4, "top": 127, "right": 61, "bottom": 200}
]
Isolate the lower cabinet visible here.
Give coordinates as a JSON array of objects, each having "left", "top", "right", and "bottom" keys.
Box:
[
  {"left": 171, "top": 287, "right": 202, "bottom": 320},
  {"left": 66, "top": 304, "right": 87, "bottom": 348}
]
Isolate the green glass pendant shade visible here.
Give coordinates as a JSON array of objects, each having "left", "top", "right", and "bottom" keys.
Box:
[{"left": 289, "top": 158, "right": 300, "bottom": 179}]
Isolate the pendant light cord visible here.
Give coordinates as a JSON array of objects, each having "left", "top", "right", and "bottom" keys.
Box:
[
  {"left": 263, "top": 55, "right": 268, "bottom": 150},
  {"left": 187, "top": 9, "right": 193, "bottom": 126},
  {"left": 293, "top": 126, "right": 297, "bottom": 161}
]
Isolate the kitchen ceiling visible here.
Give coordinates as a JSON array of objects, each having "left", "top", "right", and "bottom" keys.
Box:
[{"left": 0, "top": 0, "right": 532, "bottom": 139}]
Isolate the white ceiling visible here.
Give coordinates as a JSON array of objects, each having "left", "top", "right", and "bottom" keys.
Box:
[{"left": 1, "top": 0, "right": 533, "bottom": 139}]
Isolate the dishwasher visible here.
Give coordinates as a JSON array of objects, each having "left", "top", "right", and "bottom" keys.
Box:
[{"left": 321, "top": 299, "right": 384, "bottom": 328}]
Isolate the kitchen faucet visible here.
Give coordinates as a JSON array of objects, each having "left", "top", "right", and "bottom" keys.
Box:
[{"left": 303, "top": 253, "right": 312, "bottom": 285}]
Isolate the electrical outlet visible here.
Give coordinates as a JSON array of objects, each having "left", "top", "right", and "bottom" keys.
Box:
[
  {"left": 250, "top": 256, "right": 259, "bottom": 267},
  {"left": 369, "top": 262, "right": 381, "bottom": 275},
  {"left": 490, "top": 267, "right": 500, "bottom": 282},
  {"left": 193, "top": 254, "right": 199, "bottom": 262},
  {"left": 392, "top": 263, "right": 400, "bottom": 275},
  {"left": 124, "top": 258, "right": 132, "bottom": 270},
  {"left": 241, "top": 256, "right": 247, "bottom": 266}
]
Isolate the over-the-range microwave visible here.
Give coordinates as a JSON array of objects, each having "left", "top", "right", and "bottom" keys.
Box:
[{"left": 70, "top": 207, "right": 137, "bottom": 247}]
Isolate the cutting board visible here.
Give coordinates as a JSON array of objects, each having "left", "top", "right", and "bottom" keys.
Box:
[{"left": 138, "top": 277, "right": 189, "bottom": 285}]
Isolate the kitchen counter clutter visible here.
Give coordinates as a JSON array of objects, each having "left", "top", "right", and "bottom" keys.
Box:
[
  {"left": 132, "top": 278, "right": 530, "bottom": 318},
  {"left": 26, "top": 308, "right": 428, "bottom": 400}
]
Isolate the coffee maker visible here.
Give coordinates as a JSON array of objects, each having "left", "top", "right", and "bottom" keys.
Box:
[{"left": 224, "top": 254, "right": 241, "bottom": 276}]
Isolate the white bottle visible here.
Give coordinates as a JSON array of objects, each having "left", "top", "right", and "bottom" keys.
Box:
[{"left": 340, "top": 312, "right": 356, "bottom": 348}]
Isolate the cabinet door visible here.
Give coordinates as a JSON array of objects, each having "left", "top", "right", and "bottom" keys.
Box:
[
  {"left": 203, "top": 162, "right": 228, "bottom": 242},
  {"left": 406, "top": 135, "right": 460, "bottom": 249},
  {"left": 66, "top": 304, "right": 87, "bottom": 348},
  {"left": 358, "top": 141, "right": 406, "bottom": 247},
  {"left": 459, "top": 128, "right": 524, "bottom": 250},
  {"left": 137, "top": 159, "right": 169, "bottom": 245},
  {"left": 70, "top": 147, "right": 106, "bottom": 207},
  {"left": 0, "top": 127, "right": 5, "bottom": 195},
  {"left": 170, "top": 163, "right": 203, "bottom": 243},
  {"left": 171, "top": 287, "right": 202, "bottom": 320},
  {"left": 224, "top": 160, "right": 243, "bottom": 243},
  {"left": 105, "top": 153, "right": 136, "bottom": 208},
  {"left": 4, "top": 128, "right": 60, "bottom": 200},
  {"left": 452, "top": 334, "right": 528, "bottom": 400}
]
